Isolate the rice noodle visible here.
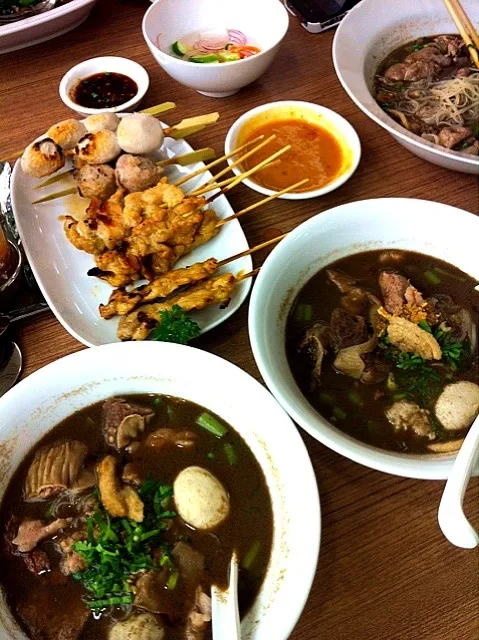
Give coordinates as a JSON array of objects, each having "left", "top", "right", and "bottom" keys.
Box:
[{"left": 381, "top": 72, "right": 479, "bottom": 129}]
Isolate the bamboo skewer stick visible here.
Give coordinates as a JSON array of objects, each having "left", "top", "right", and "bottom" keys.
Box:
[
  {"left": 237, "top": 267, "right": 261, "bottom": 281},
  {"left": 34, "top": 148, "right": 218, "bottom": 191},
  {"left": 217, "top": 233, "right": 287, "bottom": 268},
  {"left": 216, "top": 179, "right": 309, "bottom": 227},
  {"left": 32, "top": 187, "right": 77, "bottom": 204},
  {"left": 443, "top": 0, "right": 479, "bottom": 68},
  {"left": 201, "top": 135, "right": 277, "bottom": 187},
  {"left": 174, "top": 135, "right": 265, "bottom": 187},
  {"left": 141, "top": 102, "right": 177, "bottom": 117},
  {"left": 192, "top": 160, "right": 281, "bottom": 198},
  {"left": 206, "top": 145, "right": 291, "bottom": 205}
]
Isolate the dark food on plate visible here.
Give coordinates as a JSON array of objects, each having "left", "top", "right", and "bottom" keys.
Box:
[
  {"left": 0, "top": 226, "right": 15, "bottom": 284},
  {"left": 70, "top": 72, "right": 139, "bottom": 110},
  {"left": 0, "top": 0, "right": 69, "bottom": 17},
  {"left": 0, "top": 394, "right": 273, "bottom": 640},
  {"left": 374, "top": 34, "right": 479, "bottom": 155},
  {"left": 286, "top": 250, "right": 479, "bottom": 454},
  {"left": 240, "top": 118, "right": 345, "bottom": 192}
]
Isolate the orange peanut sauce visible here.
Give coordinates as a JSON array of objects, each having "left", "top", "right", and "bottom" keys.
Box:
[{"left": 241, "top": 118, "right": 345, "bottom": 192}]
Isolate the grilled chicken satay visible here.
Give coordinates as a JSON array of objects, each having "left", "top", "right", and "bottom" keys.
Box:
[
  {"left": 99, "top": 258, "right": 219, "bottom": 319},
  {"left": 117, "top": 273, "right": 236, "bottom": 341},
  {"left": 62, "top": 179, "right": 189, "bottom": 256},
  {"left": 90, "top": 207, "right": 220, "bottom": 287}
]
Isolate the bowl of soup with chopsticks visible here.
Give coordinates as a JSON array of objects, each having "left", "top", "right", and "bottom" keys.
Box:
[
  {"left": 248, "top": 197, "right": 479, "bottom": 480},
  {"left": 0, "top": 341, "right": 320, "bottom": 640},
  {"left": 224, "top": 101, "right": 361, "bottom": 199}
]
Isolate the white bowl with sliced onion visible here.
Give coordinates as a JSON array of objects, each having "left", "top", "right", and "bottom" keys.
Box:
[{"left": 142, "top": 0, "right": 289, "bottom": 97}]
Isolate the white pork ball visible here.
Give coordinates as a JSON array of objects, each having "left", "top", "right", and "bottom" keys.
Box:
[
  {"left": 435, "top": 381, "right": 479, "bottom": 431},
  {"left": 46, "top": 119, "right": 87, "bottom": 150},
  {"left": 116, "top": 113, "right": 164, "bottom": 155},
  {"left": 174, "top": 466, "right": 230, "bottom": 531},
  {"left": 21, "top": 138, "right": 64, "bottom": 178},
  {"left": 75, "top": 130, "right": 121, "bottom": 165},
  {"left": 85, "top": 112, "right": 120, "bottom": 133},
  {"left": 109, "top": 614, "right": 164, "bottom": 640}
]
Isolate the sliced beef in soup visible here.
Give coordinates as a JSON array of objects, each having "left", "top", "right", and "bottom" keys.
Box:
[
  {"left": 374, "top": 34, "right": 479, "bottom": 155},
  {"left": 287, "top": 250, "right": 479, "bottom": 454},
  {"left": 0, "top": 395, "right": 273, "bottom": 640}
]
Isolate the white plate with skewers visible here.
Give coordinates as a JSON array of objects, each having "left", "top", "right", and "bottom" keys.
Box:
[{"left": 9, "top": 107, "right": 277, "bottom": 347}]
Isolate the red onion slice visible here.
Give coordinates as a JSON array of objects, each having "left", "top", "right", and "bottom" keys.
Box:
[
  {"left": 193, "top": 40, "right": 224, "bottom": 52},
  {"left": 227, "top": 29, "right": 246, "bottom": 46}
]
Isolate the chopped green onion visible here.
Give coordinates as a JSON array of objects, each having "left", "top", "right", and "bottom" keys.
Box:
[
  {"left": 319, "top": 391, "right": 336, "bottom": 406},
  {"left": 348, "top": 390, "right": 363, "bottom": 406},
  {"left": 432, "top": 266, "right": 467, "bottom": 282},
  {"left": 196, "top": 412, "right": 228, "bottom": 438},
  {"left": 152, "top": 397, "right": 161, "bottom": 407},
  {"left": 89, "top": 595, "right": 133, "bottom": 610},
  {"left": 294, "top": 303, "right": 313, "bottom": 322},
  {"left": 424, "top": 270, "right": 441, "bottom": 285},
  {"left": 167, "top": 405, "right": 176, "bottom": 422},
  {"left": 223, "top": 443, "right": 238, "bottom": 466},
  {"left": 207, "top": 452, "right": 215, "bottom": 461},
  {"left": 44, "top": 503, "right": 56, "bottom": 520},
  {"left": 242, "top": 541, "right": 261, "bottom": 570},
  {"left": 418, "top": 320, "right": 432, "bottom": 333},
  {"left": 167, "top": 571, "right": 179, "bottom": 590},
  {"left": 392, "top": 392, "right": 407, "bottom": 401},
  {"left": 332, "top": 407, "right": 347, "bottom": 421},
  {"left": 386, "top": 372, "right": 397, "bottom": 391}
]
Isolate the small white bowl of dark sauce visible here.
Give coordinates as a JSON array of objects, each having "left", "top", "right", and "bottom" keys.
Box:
[{"left": 59, "top": 56, "right": 150, "bottom": 116}]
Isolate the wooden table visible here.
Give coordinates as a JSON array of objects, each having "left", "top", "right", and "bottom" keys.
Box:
[{"left": 2, "top": 1, "right": 478, "bottom": 638}]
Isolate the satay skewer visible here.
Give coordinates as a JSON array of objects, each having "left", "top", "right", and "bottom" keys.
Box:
[
  {"left": 192, "top": 159, "right": 282, "bottom": 198},
  {"left": 173, "top": 135, "right": 266, "bottom": 187},
  {"left": 216, "top": 178, "right": 309, "bottom": 226},
  {"left": 100, "top": 233, "right": 287, "bottom": 319},
  {"left": 34, "top": 147, "right": 217, "bottom": 190}
]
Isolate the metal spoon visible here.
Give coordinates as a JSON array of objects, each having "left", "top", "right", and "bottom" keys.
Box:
[
  {"left": 0, "top": 342, "right": 22, "bottom": 398},
  {"left": 211, "top": 552, "right": 240, "bottom": 640},
  {"left": 438, "top": 414, "right": 479, "bottom": 549}
]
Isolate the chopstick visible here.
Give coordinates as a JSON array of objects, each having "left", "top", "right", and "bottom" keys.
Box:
[{"left": 442, "top": 0, "right": 479, "bottom": 68}]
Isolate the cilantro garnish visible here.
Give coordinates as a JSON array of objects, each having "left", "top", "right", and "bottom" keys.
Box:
[{"left": 150, "top": 305, "right": 201, "bottom": 345}]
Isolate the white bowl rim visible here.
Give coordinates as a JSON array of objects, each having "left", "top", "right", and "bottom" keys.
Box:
[
  {"left": 141, "top": 0, "right": 289, "bottom": 68},
  {"left": 332, "top": 0, "right": 479, "bottom": 169},
  {"left": 0, "top": 341, "right": 321, "bottom": 640},
  {"left": 59, "top": 56, "right": 150, "bottom": 115},
  {"left": 248, "top": 197, "right": 479, "bottom": 480},
  {"left": 224, "top": 100, "right": 362, "bottom": 200}
]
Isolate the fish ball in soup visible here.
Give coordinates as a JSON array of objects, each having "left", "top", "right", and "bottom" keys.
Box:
[
  {"left": 435, "top": 381, "right": 479, "bottom": 431},
  {"left": 174, "top": 466, "right": 230, "bottom": 530},
  {"left": 109, "top": 613, "right": 165, "bottom": 640}
]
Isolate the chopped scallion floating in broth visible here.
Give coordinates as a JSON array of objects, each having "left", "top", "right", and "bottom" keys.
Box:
[
  {"left": 0, "top": 394, "right": 273, "bottom": 640},
  {"left": 286, "top": 249, "right": 479, "bottom": 454}
]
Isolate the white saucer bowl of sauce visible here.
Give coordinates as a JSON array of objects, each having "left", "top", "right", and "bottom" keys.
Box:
[
  {"left": 224, "top": 101, "right": 361, "bottom": 200},
  {"left": 59, "top": 56, "right": 150, "bottom": 117}
]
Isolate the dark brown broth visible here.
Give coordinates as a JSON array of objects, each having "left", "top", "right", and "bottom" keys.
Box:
[
  {"left": 0, "top": 395, "right": 273, "bottom": 640},
  {"left": 286, "top": 250, "right": 479, "bottom": 453}
]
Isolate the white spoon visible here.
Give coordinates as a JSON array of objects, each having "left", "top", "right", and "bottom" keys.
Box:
[
  {"left": 211, "top": 551, "right": 240, "bottom": 640},
  {"left": 438, "top": 415, "right": 479, "bottom": 549}
]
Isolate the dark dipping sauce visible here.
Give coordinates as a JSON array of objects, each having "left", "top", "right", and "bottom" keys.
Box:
[
  {"left": 71, "top": 72, "right": 138, "bottom": 109},
  {"left": 286, "top": 250, "right": 479, "bottom": 454},
  {"left": 0, "top": 394, "right": 273, "bottom": 640}
]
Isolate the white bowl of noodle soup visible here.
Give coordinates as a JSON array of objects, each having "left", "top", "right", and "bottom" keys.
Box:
[
  {"left": 332, "top": 0, "right": 479, "bottom": 174},
  {"left": 0, "top": 342, "right": 320, "bottom": 639}
]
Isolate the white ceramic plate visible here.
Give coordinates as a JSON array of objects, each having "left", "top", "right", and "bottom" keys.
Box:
[
  {"left": 11, "top": 129, "right": 252, "bottom": 347},
  {"left": 249, "top": 198, "right": 479, "bottom": 480},
  {"left": 0, "top": 0, "right": 97, "bottom": 55},
  {"left": 0, "top": 341, "right": 321, "bottom": 640}
]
